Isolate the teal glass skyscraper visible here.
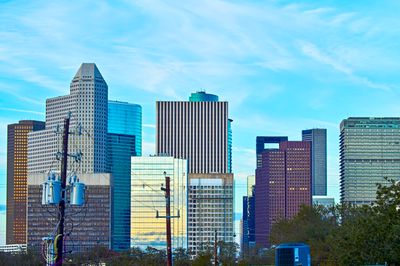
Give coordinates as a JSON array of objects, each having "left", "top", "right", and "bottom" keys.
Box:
[
  {"left": 340, "top": 117, "right": 400, "bottom": 204},
  {"left": 108, "top": 101, "right": 142, "bottom": 155},
  {"left": 108, "top": 100, "right": 142, "bottom": 250}
]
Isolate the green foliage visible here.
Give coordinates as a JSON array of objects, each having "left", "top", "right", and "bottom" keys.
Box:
[
  {"left": 0, "top": 248, "right": 42, "bottom": 266},
  {"left": 4, "top": 179, "right": 400, "bottom": 265},
  {"left": 270, "top": 179, "right": 400, "bottom": 265}
]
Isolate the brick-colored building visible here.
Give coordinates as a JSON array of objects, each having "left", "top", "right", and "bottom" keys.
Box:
[
  {"left": 27, "top": 173, "right": 111, "bottom": 252},
  {"left": 6, "top": 120, "right": 45, "bottom": 244}
]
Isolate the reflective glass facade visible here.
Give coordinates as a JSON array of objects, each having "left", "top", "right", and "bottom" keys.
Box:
[
  {"left": 131, "top": 157, "right": 188, "bottom": 250},
  {"left": 340, "top": 117, "right": 400, "bottom": 204},
  {"left": 108, "top": 134, "right": 135, "bottom": 250},
  {"left": 302, "top": 128, "right": 327, "bottom": 196},
  {"left": 189, "top": 91, "right": 218, "bottom": 102},
  {"left": 108, "top": 100, "right": 142, "bottom": 156}
]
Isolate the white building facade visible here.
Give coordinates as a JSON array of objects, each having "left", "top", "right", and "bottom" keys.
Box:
[{"left": 28, "top": 63, "right": 108, "bottom": 174}]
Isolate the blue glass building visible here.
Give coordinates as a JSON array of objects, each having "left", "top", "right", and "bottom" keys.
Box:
[
  {"left": 108, "top": 100, "right": 142, "bottom": 250},
  {"left": 108, "top": 101, "right": 142, "bottom": 156}
]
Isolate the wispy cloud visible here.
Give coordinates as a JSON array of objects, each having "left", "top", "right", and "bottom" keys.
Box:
[
  {"left": 0, "top": 107, "right": 44, "bottom": 115},
  {"left": 298, "top": 40, "right": 395, "bottom": 91}
]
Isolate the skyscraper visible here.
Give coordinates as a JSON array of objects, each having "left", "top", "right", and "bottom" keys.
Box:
[
  {"left": 26, "top": 63, "right": 112, "bottom": 251},
  {"left": 28, "top": 63, "right": 108, "bottom": 174},
  {"left": 108, "top": 100, "right": 142, "bottom": 250},
  {"left": 108, "top": 101, "right": 142, "bottom": 156},
  {"left": 156, "top": 91, "right": 234, "bottom": 255},
  {"left": 255, "top": 141, "right": 311, "bottom": 247},
  {"left": 6, "top": 120, "right": 45, "bottom": 244},
  {"left": 131, "top": 156, "right": 188, "bottom": 250},
  {"left": 302, "top": 128, "right": 327, "bottom": 196},
  {"left": 156, "top": 91, "right": 232, "bottom": 173},
  {"left": 340, "top": 117, "right": 400, "bottom": 204},
  {"left": 241, "top": 175, "right": 255, "bottom": 253},
  {"left": 256, "top": 136, "right": 288, "bottom": 168}
]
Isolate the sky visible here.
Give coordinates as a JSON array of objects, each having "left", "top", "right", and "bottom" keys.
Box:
[{"left": 1, "top": 0, "right": 400, "bottom": 245}]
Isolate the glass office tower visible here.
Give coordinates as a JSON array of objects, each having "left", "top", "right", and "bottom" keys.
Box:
[
  {"left": 108, "top": 101, "right": 142, "bottom": 156},
  {"left": 340, "top": 117, "right": 400, "bottom": 204},
  {"left": 131, "top": 156, "right": 188, "bottom": 250},
  {"left": 302, "top": 128, "right": 327, "bottom": 196},
  {"left": 108, "top": 100, "right": 142, "bottom": 250}
]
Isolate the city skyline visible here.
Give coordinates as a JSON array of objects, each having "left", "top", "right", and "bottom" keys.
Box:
[{"left": 2, "top": 0, "right": 400, "bottom": 245}]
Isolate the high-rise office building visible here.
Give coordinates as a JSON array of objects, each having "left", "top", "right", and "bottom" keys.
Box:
[
  {"left": 241, "top": 175, "right": 255, "bottom": 253},
  {"left": 108, "top": 101, "right": 142, "bottom": 156},
  {"left": 131, "top": 156, "right": 188, "bottom": 250},
  {"left": 256, "top": 136, "right": 288, "bottom": 168},
  {"left": 28, "top": 63, "right": 108, "bottom": 174},
  {"left": 6, "top": 120, "right": 45, "bottom": 244},
  {"left": 340, "top": 117, "right": 400, "bottom": 204},
  {"left": 302, "top": 128, "right": 327, "bottom": 196},
  {"left": 108, "top": 101, "right": 141, "bottom": 251},
  {"left": 188, "top": 173, "right": 234, "bottom": 254},
  {"left": 156, "top": 91, "right": 234, "bottom": 255},
  {"left": 255, "top": 141, "right": 311, "bottom": 247},
  {"left": 27, "top": 173, "right": 112, "bottom": 252},
  {"left": 26, "top": 63, "right": 112, "bottom": 251},
  {"left": 156, "top": 91, "right": 232, "bottom": 174}
]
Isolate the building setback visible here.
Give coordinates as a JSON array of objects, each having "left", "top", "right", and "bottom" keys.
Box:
[
  {"left": 255, "top": 141, "right": 311, "bottom": 248},
  {"left": 131, "top": 156, "right": 188, "bottom": 250},
  {"left": 27, "top": 173, "right": 111, "bottom": 252},
  {"left": 302, "top": 128, "right": 327, "bottom": 196},
  {"left": 6, "top": 120, "right": 45, "bottom": 244},
  {"left": 28, "top": 63, "right": 108, "bottom": 174},
  {"left": 340, "top": 117, "right": 400, "bottom": 204},
  {"left": 256, "top": 136, "right": 288, "bottom": 168},
  {"left": 107, "top": 101, "right": 141, "bottom": 251},
  {"left": 26, "top": 63, "right": 114, "bottom": 252}
]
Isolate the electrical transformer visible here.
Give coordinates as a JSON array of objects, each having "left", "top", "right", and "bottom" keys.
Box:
[
  {"left": 42, "top": 173, "right": 62, "bottom": 205},
  {"left": 69, "top": 176, "right": 86, "bottom": 206}
]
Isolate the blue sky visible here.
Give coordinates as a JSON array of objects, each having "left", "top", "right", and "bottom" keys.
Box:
[{"left": 1, "top": 0, "right": 400, "bottom": 245}]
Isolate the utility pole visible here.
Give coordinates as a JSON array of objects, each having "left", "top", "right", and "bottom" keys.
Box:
[
  {"left": 214, "top": 229, "right": 218, "bottom": 266},
  {"left": 55, "top": 115, "right": 70, "bottom": 265},
  {"left": 157, "top": 172, "right": 180, "bottom": 266}
]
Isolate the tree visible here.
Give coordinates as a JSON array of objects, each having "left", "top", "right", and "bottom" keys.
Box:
[
  {"left": 218, "top": 241, "right": 238, "bottom": 266},
  {"left": 173, "top": 248, "right": 191, "bottom": 266}
]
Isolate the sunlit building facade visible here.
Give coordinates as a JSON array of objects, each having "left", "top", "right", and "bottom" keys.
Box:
[
  {"left": 28, "top": 63, "right": 108, "bottom": 174},
  {"left": 131, "top": 156, "right": 188, "bottom": 250},
  {"left": 340, "top": 117, "right": 400, "bottom": 204},
  {"left": 6, "top": 120, "right": 45, "bottom": 244},
  {"left": 188, "top": 173, "right": 234, "bottom": 254},
  {"left": 108, "top": 100, "right": 141, "bottom": 251},
  {"left": 156, "top": 91, "right": 232, "bottom": 174},
  {"left": 108, "top": 101, "right": 142, "bottom": 156}
]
